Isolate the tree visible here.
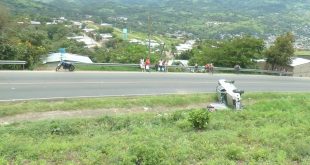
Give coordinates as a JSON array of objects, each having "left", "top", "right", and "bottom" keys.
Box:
[
  {"left": 0, "top": 5, "right": 9, "bottom": 31},
  {"left": 189, "top": 36, "right": 264, "bottom": 68},
  {"left": 176, "top": 50, "right": 193, "bottom": 60},
  {"left": 45, "top": 25, "right": 70, "bottom": 40},
  {"left": 264, "top": 32, "right": 295, "bottom": 70}
]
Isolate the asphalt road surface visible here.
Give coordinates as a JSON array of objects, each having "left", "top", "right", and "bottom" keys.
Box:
[{"left": 0, "top": 71, "right": 310, "bottom": 101}]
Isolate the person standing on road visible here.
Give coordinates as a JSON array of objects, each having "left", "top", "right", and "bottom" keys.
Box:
[
  {"left": 210, "top": 63, "right": 214, "bottom": 74},
  {"left": 158, "top": 59, "right": 163, "bottom": 72},
  {"left": 140, "top": 58, "right": 145, "bottom": 72},
  {"left": 234, "top": 64, "right": 241, "bottom": 74},
  {"left": 145, "top": 57, "right": 151, "bottom": 72},
  {"left": 164, "top": 60, "right": 168, "bottom": 72},
  {"left": 204, "top": 63, "right": 209, "bottom": 73},
  {"left": 194, "top": 63, "right": 198, "bottom": 73}
]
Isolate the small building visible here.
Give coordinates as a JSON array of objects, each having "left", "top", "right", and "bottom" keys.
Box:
[
  {"left": 256, "top": 57, "right": 310, "bottom": 77},
  {"left": 67, "top": 35, "right": 100, "bottom": 48},
  {"left": 291, "top": 58, "right": 310, "bottom": 77},
  {"left": 82, "top": 28, "right": 95, "bottom": 33},
  {"left": 100, "top": 23, "right": 112, "bottom": 27},
  {"left": 100, "top": 33, "right": 113, "bottom": 40},
  {"left": 30, "top": 21, "right": 41, "bottom": 25},
  {"left": 175, "top": 40, "right": 196, "bottom": 55},
  {"left": 72, "top": 21, "right": 82, "bottom": 28},
  {"left": 43, "top": 53, "right": 93, "bottom": 64}
]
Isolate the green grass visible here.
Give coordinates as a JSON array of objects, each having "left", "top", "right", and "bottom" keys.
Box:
[
  {"left": 0, "top": 94, "right": 215, "bottom": 117},
  {"left": 295, "top": 50, "right": 310, "bottom": 56},
  {"left": 113, "top": 27, "right": 181, "bottom": 49},
  {"left": 0, "top": 93, "right": 310, "bottom": 164}
]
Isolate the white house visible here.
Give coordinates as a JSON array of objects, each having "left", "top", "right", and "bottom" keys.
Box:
[
  {"left": 67, "top": 35, "right": 100, "bottom": 48},
  {"left": 72, "top": 21, "right": 82, "bottom": 28},
  {"left": 30, "top": 21, "right": 41, "bottom": 25},
  {"left": 176, "top": 40, "right": 196, "bottom": 55},
  {"left": 100, "top": 23, "right": 112, "bottom": 27},
  {"left": 100, "top": 33, "right": 113, "bottom": 40},
  {"left": 256, "top": 57, "right": 310, "bottom": 77},
  {"left": 82, "top": 28, "right": 95, "bottom": 33},
  {"left": 290, "top": 58, "right": 310, "bottom": 77}
]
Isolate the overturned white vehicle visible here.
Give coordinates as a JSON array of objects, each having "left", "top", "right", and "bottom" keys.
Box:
[{"left": 216, "top": 79, "right": 244, "bottom": 110}]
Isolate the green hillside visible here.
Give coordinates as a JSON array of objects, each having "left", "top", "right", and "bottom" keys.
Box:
[{"left": 23, "top": 0, "right": 310, "bottom": 39}]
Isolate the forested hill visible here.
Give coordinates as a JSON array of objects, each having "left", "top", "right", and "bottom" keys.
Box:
[{"left": 3, "top": 0, "right": 310, "bottom": 39}]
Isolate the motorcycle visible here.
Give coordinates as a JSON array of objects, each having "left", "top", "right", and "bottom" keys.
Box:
[{"left": 56, "top": 61, "right": 75, "bottom": 71}]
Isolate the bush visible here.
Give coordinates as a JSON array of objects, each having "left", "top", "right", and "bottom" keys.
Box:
[
  {"left": 50, "top": 121, "right": 80, "bottom": 135},
  {"left": 170, "top": 111, "right": 186, "bottom": 121},
  {"left": 226, "top": 144, "right": 245, "bottom": 161},
  {"left": 188, "top": 109, "right": 210, "bottom": 130},
  {"left": 129, "top": 143, "right": 165, "bottom": 165},
  {"left": 252, "top": 149, "right": 268, "bottom": 161}
]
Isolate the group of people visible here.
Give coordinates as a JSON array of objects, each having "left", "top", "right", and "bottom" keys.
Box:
[
  {"left": 204, "top": 63, "right": 214, "bottom": 74},
  {"left": 155, "top": 59, "right": 168, "bottom": 72},
  {"left": 139, "top": 58, "right": 151, "bottom": 72},
  {"left": 194, "top": 63, "right": 214, "bottom": 74},
  {"left": 139, "top": 59, "right": 243, "bottom": 74},
  {"left": 139, "top": 58, "right": 168, "bottom": 72}
]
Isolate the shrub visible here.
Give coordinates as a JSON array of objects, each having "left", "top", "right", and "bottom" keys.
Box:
[
  {"left": 226, "top": 145, "right": 245, "bottom": 161},
  {"left": 252, "top": 148, "right": 268, "bottom": 161},
  {"left": 170, "top": 111, "right": 186, "bottom": 121},
  {"left": 176, "top": 120, "right": 191, "bottom": 130},
  {"left": 188, "top": 109, "right": 210, "bottom": 130},
  {"left": 96, "top": 116, "right": 132, "bottom": 131},
  {"left": 0, "top": 157, "right": 8, "bottom": 165},
  {"left": 50, "top": 121, "right": 80, "bottom": 135},
  {"left": 129, "top": 144, "right": 165, "bottom": 165}
]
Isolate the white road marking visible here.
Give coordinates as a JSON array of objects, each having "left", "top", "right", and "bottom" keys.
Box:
[
  {"left": 0, "top": 81, "right": 303, "bottom": 86},
  {"left": 0, "top": 81, "right": 217, "bottom": 85}
]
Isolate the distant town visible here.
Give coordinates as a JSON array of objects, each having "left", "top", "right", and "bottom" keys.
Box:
[{"left": 20, "top": 16, "right": 310, "bottom": 56}]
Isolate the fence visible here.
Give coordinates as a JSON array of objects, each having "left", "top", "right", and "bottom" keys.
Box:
[
  {"left": 75, "top": 62, "right": 293, "bottom": 76},
  {"left": 0, "top": 60, "right": 27, "bottom": 69},
  {"left": 0, "top": 60, "right": 295, "bottom": 76}
]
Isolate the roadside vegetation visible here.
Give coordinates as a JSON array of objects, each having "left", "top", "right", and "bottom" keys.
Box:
[
  {"left": 295, "top": 50, "right": 310, "bottom": 56},
  {"left": 0, "top": 94, "right": 215, "bottom": 117},
  {"left": 1, "top": 3, "right": 297, "bottom": 72},
  {"left": 0, "top": 93, "right": 309, "bottom": 164}
]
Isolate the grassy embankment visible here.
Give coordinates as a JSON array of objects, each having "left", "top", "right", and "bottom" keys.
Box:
[
  {"left": 295, "top": 50, "right": 310, "bottom": 56},
  {"left": 295, "top": 50, "right": 310, "bottom": 60},
  {"left": 0, "top": 93, "right": 310, "bottom": 164}
]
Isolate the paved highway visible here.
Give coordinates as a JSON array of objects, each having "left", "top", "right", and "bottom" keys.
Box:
[{"left": 0, "top": 71, "right": 309, "bottom": 101}]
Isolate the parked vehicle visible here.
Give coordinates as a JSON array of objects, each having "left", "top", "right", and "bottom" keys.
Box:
[{"left": 56, "top": 61, "right": 75, "bottom": 71}]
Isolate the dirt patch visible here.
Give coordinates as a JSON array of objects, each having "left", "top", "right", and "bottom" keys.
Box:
[{"left": 0, "top": 103, "right": 210, "bottom": 125}]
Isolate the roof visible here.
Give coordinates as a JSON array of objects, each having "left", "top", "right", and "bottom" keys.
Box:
[
  {"left": 255, "top": 57, "right": 310, "bottom": 67},
  {"left": 30, "top": 21, "right": 41, "bottom": 25},
  {"left": 43, "top": 53, "right": 93, "bottom": 64},
  {"left": 290, "top": 57, "right": 310, "bottom": 67},
  {"left": 67, "top": 35, "right": 100, "bottom": 48},
  {"left": 167, "top": 60, "right": 189, "bottom": 66}
]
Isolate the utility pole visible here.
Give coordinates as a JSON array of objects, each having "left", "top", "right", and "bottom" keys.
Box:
[{"left": 148, "top": 15, "right": 151, "bottom": 58}]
